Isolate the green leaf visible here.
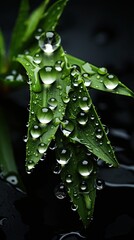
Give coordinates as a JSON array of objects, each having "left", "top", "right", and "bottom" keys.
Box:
[
  {"left": 9, "top": 0, "right": 50, "bottom": 58},
  {"left": 16, "top": 43, "right": 71, "bottom": 172},
  {"left": 9, "top": 0, "right": 30, "bottom": 58},
  {"left": 0, "top": 29, "right": 6, "bottom": 73},
  {"left": 40, "top": 0, "right": 69, "bottom": 32},
  {"left": 55, "top": 132, "right": 97, "bottom": 227},
  {"left": 67, "top": 54, "right": 134, "bottom": 98},
  {"left": 64, "top": 66, "right": 118, "bottom": 167}
]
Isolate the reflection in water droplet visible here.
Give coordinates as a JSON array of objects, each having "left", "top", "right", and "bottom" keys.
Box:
[
  {"left": 71, "top": 204, "right": 78, "bottom": 211},
  {"left": 54, "top": 183, "right": 67, "bottom": 199},
  {"left": 37, "top": 107, "right": 53, "bottom": 124},
  {"left": 30, "top": 125, "right": 42, "bottom": 139},
  {"left": 78, "top": 160, "right": 93, "bottom": 177},
  {"left": 103, "top": 74, "right": 119, "bottom": 90},
  {"left": 39, "top": 31, "right": 61, "bottom": 54},
  {"left": 27, "top": 160, "right": 35, "bottom": 171},
  {"left": 55, "top": 60, "right": 64, "bottom": 71},
  {"left": 80, "top": 180, "right": 88, "bottom": 191},
  {"left": 56, "top": 148, "right": 71, "bottom": 165}
]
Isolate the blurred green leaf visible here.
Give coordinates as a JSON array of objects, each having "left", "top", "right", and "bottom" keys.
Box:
[{"left": 0, "top": 29, "right": 6, "bottom": 73}]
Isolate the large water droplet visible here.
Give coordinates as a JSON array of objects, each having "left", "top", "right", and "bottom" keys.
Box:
[
  {"left": 30, "top": 125, "right": 42, "bottom": 139},
  {"left": 103, "top": 74, "right": 119, "bottom": 90},
  {"left": 54, "top": 183, "right": 67, "bottom": 199},
  {"left": 60, "top": 120, "right": 74, "bottom": 137},
  {"left": 56, "top": 148, "right": 71, "bottom": 165},
  {"left": 79, "top": 96, "right": 92, "bottom": 111},
  {"left": 37, "top": 107, "right": 53, "bottom": 124},
  {"left": 39, "top": 66, "right": 56, "bottom": 85},
  {"left": 39, "top": 31, "right": 61, "bottom": 54},
  {"left": 77, "top": 111, "right": 88, "bottom": 125},
  {"left": 78, "top": 160, "right": 93, "bottom": 177}
]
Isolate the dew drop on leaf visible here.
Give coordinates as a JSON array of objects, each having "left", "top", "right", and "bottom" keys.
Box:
[
  {"left": 97, "top": 67, "right": 107, "bottom": 75},
  {"left": 53, "top": 163, "right": 61, "bottom": 174},
  {"left": 77, "top": 111, "right": 88, "bottom": 125},
  {"left": 48, "top": 97, "right": 58, "bottom": 110},
  {"left": 38, "top": 31, "right": 61, "bottom": 54},
  {"left": 79, "top": 180, "right": 88, "bottom": 192},
  {"left": 33, "top": 53, "right": 42, "bottom": 64},
  {"left": 103, "top": 74, "right": 119, "bottom": 90},
  {"left": 37, "top": 107, "right": 53, "bottom": 124},
  {"left": 54, "top": 60, "right": 64, "bottom": 72},
  {"left": 78, "top": 160, "right": 93, "bottom": 177},
  {"left": 95, "top": 178, "right": 105, "bottom": 190},
  {"left": 65, "top": 174, "right": 73, "bottom": 183},
  {"left": 79, "top": 96, "right": 92, "bottom": 111},
  {"left": 60, "top": 120, "right": 74, "bottom": 137},
  {"left": 71, "top": 204, "right": 78, "bottom": 211},
  {"left": 56, "top": 148, "right": 71, "bottom": 165},
  {"left": 30, "top": 125, "right": 42, "bottom": 139},
  {"left": 39, "top": 66, "right": 56, "bottom": 85},
  {"left": 38, "top": 143, "right": 47, "bottom": 154},
  {"left": 82, "top": 73, "right": 92, "bottom": 87},
  {"left": 95, "top": 128, "right": 103, "bottom": 139}
]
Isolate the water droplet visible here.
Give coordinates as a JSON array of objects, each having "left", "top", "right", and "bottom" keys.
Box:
[
  {"left": 78, "top": 160, "right": 93, "bottom": 177},
  {"left": 60, "top": 120, "right": 74, "bottom": 137},
  {"left": 49, "top": 140, "right": 57, "bottom": 150},
  {"left": 54, "top": 183, "right": 67, "bottom": 199},
  {"left": 65, "top": 174, "right": 73, "bottom": 183},
  {"left": 6, "top": 175, "right": 18, "bottom": 185},
  {"left": 30, "top": 125, "right": 42, "bottom": 139},
  {"left": 98, "top": 67, "right": 107, "bottom": 75},
  {"left": 82, "top": 62, "right": 95, "bottom": 74},
  {"left": 79, "top": 96, "right": 92, "bottom": 111},
  {"left": 39, "top": 66, "right": 56, "bottom": 85},
  {"left": 55, "top": 60, "right": 64, "bottom": 71},
  {"left": 95, "top": 178, "right": 105, "bottom": 190},
  {"left": 56, "top": 148, "right": 71, "bottom": 165},
  {"left": 5, "top": 75, "right": 14, "bottom": 82},
  {"left": 53, "top": 163, "right": 61, "bottom": 174},
  {"left": 79, "top": 180, "right": 88, "bottom": 191},
  {"left": 33, "top": 53, "right": 42, "bottom": 64},
  {"left": 35, "top": 28, "right": 43, "bottom": 40},
  {"left": 16, "top": 74, "right": 23, "bottom": 82},
  {"left": 62, "top": 95, "right": 70, "bottom": 103},
  {"left": 0, "top": 218, "right": 7, "bottom": 226},
  {"left": 82, "top": 73, "right": 92, "bottom": 87},
  {"left": 39, "top": 31, "right": 61, "bottom": 54},
  {"left": 23, "top": 135, "right": 28, "bottom": 143},
  {"left": 71, "top": 204, "right": 78, "bottom": 211},
  {"left": 77, "top": 111, "right": 88, "bottom": 125},
  {"left": 95, "top": 128, "right": 103, "bottom": 139},
  {"left": 37, "top": 107, "right": 53, "bottom": 124},
  {"left": 38, "top": 143, "right": 47, "bottom": 154},
  {"left": 48, "top": 97, "right": 57, "bottom": 110},
  {"left": 103, "top": 74, "right": 119, "bottom": 90},
  {"left": 27, "top": 160, "right": 35, "bottom": 171}
]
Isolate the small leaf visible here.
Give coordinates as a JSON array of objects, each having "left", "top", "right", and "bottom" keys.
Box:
[
  {"left": 16, "top": 42, "right": 71, "bottom": 172},
  {"left": 55, "top": 132, "right": 97, "bottom": 227},
  {"left": 67, "top": 54, "right": 134, "bottom": 98},
  {"left": 40, "top": 0, "right": 69, "bottom": 32}
]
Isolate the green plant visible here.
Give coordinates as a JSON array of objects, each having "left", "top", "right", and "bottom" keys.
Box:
[{"left": 0, "top": 0, "right": 134, "bottom": 228}]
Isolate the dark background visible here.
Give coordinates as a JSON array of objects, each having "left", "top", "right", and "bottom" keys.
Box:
[{"left": 0, "top": 0, "right": 134, "bottom": 240}]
